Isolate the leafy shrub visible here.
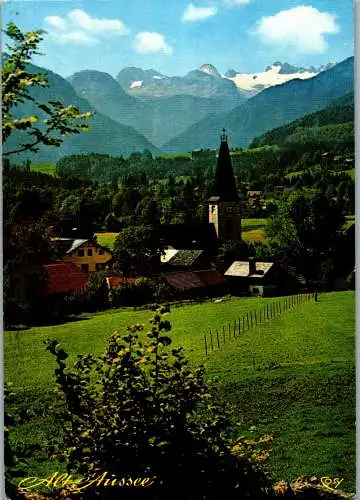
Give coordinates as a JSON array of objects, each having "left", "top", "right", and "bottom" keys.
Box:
[
  {"left": 45, "top": 306, "right": 271, "bottom": 499},
  {"left": 65, "top": 273, "right": 109, "bottom": 314}
]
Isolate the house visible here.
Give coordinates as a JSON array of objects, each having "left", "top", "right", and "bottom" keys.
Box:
[
  {"left": 44, "top": 262, "right": 89, "bottom": 295},
  {"left": 161, "top": 269, "right": 228, "bottom": 299},
  {"left": 161, "top": 247, "right": 210, "bottom": 271},
  {"left": 224, "top": 258, "right": 304, "bottom": 297},
  {"left": 52, "top": 238, "right": 112, "bottom": 272}
]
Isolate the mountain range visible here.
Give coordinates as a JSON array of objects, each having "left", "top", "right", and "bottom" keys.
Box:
[
  {"left": 68, "top": 69, "right": 242, "bottom": 147},
  {"left": 5, "top": 57, "right": 353, "bottom": 161},
  {"left": 163, "top": 57, "right": 354, "bottom": 152},
  {"left": 4, "top": 63, "right": 161, "bottom": 162},
  {"left": 116, "top": 63, "right": 244, "bottom": 100}
]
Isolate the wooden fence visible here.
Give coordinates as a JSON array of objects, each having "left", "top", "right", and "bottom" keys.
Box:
[{"left": 204, "top": 293, "right": 315, "bottom": 356}]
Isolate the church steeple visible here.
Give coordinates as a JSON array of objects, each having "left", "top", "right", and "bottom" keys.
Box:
[
  {"left": 209, "top": 130, "right": 241, "bottom": 242},
  {"left": 213, "top": 129, "right": 238, "bottom": 201}
]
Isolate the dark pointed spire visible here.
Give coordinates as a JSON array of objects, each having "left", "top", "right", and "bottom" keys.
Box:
[{"left": 213, "top": 129, "right": 238, "bottom": 201}]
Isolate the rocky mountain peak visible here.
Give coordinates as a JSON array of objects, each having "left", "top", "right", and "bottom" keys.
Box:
[{"left": 199, "top": 64, "right": 221, "bottom": 78}]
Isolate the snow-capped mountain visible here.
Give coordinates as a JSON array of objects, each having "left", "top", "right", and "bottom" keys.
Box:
[{"left": 225, "top": 61, "right": 336, "bottom": 96}]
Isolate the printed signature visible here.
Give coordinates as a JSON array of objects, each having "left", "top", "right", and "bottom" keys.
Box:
[
  {"left": 18, "top": 471, "right": 154, "bottom": 492},
  {"left": 320, "top": 476, "right": 344, "bottom": 492}
]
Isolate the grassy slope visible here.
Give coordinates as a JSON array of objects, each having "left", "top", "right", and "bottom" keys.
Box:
[
  {"left": 205, "top": 292, "right": 355, "bottom": 490},
  {"left": 30, "top": 163, "right": 57, "bottom": 176},
  {"left": 95, "top": 232, "right": 118, "bottom": 250},
  {"left": 5, "top": 292, "right": 355, "bottom": 490}
]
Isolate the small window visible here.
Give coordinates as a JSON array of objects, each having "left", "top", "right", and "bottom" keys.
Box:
[
  {"left": 87, "top": 249, "right": 93, "bottom": 256},
  {"left": 211, "top": 205, "right": 216, "bottom": 214},
  {"left": 252, "top": 287, "right": 259, "bottom": 294},
  {"left": 96, "top": 263, "right": 104, "bottom": 271},
  {"left": 78, "top": 249, "right": 84, "bottom": 257},
  {"left": 81, "top": 264, "right": 89, "bottom": 272},
  {"left": 98, "top": 249, "right": 104, "bottom": 255}
]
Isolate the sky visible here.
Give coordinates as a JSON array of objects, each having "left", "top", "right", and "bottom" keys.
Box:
[{"left": 2, "top": 0, "right": 354, "bottom": 78}]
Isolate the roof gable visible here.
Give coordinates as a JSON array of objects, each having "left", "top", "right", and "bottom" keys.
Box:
[{"left": 225, "top": 261, "right": 274, "bottom": 278}]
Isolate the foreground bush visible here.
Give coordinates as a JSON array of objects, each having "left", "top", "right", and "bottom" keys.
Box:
[{"left": 43, "top": 306, "right": 271, "bottom": 499}]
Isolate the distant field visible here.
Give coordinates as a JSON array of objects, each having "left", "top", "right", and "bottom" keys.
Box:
[
  {"left": 285, "top": 166, "right": 354, "bottom": 181},
  {"left": 95, "top": 232, "right": 118, "bottom": 249},
  {"left": 30, "top": 163, "right": 57, "bottom": 176},
  {"left": 158, "top": 152, "right": 192, "bottom": 159},
  {"left": 96, "top": 219, "right": 269, "bottom": 248},
  {"left": 5, "top": 292, "right": 355, "bottom": 491},
  {"left": 242, "top": 218, "right": 268, "bottom": 243}
]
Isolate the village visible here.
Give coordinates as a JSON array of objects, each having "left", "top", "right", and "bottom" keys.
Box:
[{"left": 3, "top": 13, "right": 355, "bottom": 500}]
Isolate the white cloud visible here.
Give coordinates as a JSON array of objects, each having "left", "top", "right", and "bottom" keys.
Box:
[
  {"left": 133, "top": 32, "right": 173, "bottom": 55},
  {"left": 68, "top": 9, "right": 129, "bottom": 37},
  {"left": 253, "top": 6, "right": 339, "bottom": 54},
  {"left": 182, "top": 3, "right": 218, "bottom": 22},
  {"left": 45, "top": 16, "right": 67, "bottom": 29},
  {"left": 44, "top": 9, "right": 129, "bottom": 45}
]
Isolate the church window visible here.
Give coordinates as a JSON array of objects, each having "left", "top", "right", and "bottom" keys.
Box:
[{"left": 211, "top": 205, "right": 216, "bottom": 213}]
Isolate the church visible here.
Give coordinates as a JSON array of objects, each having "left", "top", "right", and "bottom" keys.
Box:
[
  {"left": 208, "top": 128, "right": 242, "bottom": 242},
  {"left": 159, "top": 128, "right": 242, "bottom": 256},
  {"left": 158, "top": 129, "right": 243, "bottom": 298},
  {"left": 159, "top": 130, "right": 304, "bottom": 298}
]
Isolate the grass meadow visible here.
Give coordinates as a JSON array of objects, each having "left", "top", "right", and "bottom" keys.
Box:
[
  {"left": 242, "top": 218, "right": 268, "bottom": 243},
  {"left": 5, "top": 292, "right": 355, "bottom": 491}
]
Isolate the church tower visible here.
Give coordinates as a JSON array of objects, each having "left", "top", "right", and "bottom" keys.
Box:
[{"left": 209, "top": 129, "right": 241, "bottom": 241}]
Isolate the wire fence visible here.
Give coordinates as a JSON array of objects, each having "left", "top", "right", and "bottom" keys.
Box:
[{"left": 204, "top": 293, "right": 315, "bottom": 356}]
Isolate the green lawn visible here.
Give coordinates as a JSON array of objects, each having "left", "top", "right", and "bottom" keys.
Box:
[
  {"left": 5, "top": 292, "right": 355, "bottom": 491},
  {"left": 95, "top": 232, "right": 118, "bottom": 249},
  {"left": 242, "top": 218, "right": 268, "bottom": 242},
  {"left": 30, "top": 163, "right": 57, "bottom": 176}
]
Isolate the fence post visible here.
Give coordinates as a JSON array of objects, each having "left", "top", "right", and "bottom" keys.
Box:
[
  {"left": 259, "top": 308, "right": 262, "bottom": 323},
  {"left": 255, "top": 310, "right": 257, "bottom": 325},
  {"left": 238, "top": 318, "right": 241, "bottom": 336},
  {"left": 250, "top": 311, "right": 253, "bottom": 327},
  {"left": 216, "top": 330, "right": 220, "bottom": 349},
  {"left": 204, "top": 334, "right": 208, "bottom": 356},
  {"left": 223, "top": 325, "right": 226, "bottom": 344},
  {"left": 279, "top": 301, "right": 282, "bottom": 314},
  {"left": 210, "top": 330, "right": 214, "bottom": 351}
]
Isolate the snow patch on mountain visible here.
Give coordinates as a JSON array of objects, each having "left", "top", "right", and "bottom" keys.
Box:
[
  {"left": 225, "top": 64, "right": 319, "bottom": 95},
  {"left": 130, "top": 80, "right": 143, "bottom": 89}
]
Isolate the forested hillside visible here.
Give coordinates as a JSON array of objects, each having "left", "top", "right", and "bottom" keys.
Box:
[{"left": 250, "top": 92, "right": 354, "bottom": 148}]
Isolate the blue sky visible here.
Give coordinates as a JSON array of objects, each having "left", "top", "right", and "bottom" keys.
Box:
[{"left": 3, "top": 0, "right": 354, "bottom": 78}]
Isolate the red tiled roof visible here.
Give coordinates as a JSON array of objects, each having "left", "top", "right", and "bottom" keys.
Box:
[
  {"left": 44, "top": 262, "right": 88, "bottom": 295},
  {"left": 194, "top": 270, "right": 226, "bottom": 286},
  {"left": 162, "top": 269, "right": 226, "bottom": 291}
]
